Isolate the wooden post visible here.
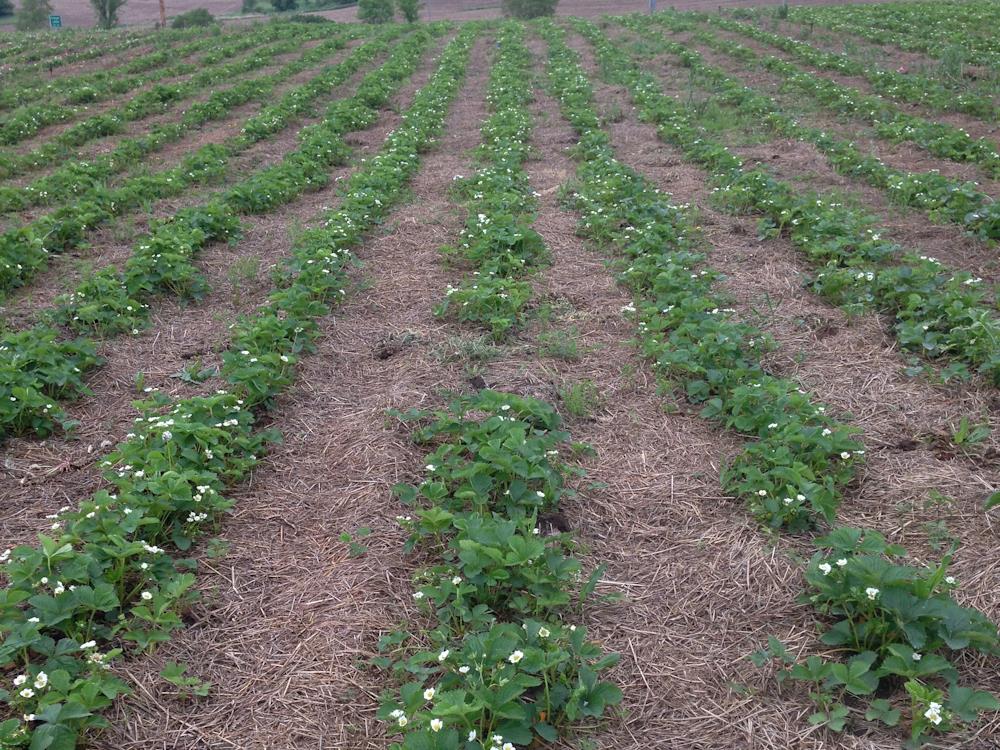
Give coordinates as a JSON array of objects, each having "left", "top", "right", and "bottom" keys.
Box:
[{"left": 159, "top": 0, "right": 166, "bottom": 28}]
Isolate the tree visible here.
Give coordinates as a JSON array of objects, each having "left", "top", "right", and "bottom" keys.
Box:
[
  {"left": 90, "top": 0, "right": 128, "bottom": 29},
  {"left": 0, "top": 0, "right": 15, "bottom": 18},
  {"left": 172, "top": 7, "right": 215, "bottom": 27},
  {"left": 357, "top": 0, "right": 392, "bottom": 24},
  {"left": 502, "top": 0, "right": 557, "bottom": 19},
  {"left": 15, "top": 0, "right": 52, "bottom": 29},
  {"left": 271, "top": 0, "right": 296, "bottom": 11},
  {"left": 397, "top": 0, "right": 419, "bottom": 22}
]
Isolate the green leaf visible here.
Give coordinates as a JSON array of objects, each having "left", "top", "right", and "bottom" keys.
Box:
[
  {"left": 29, "top": 721, "right": 78, "bottom": 750},
  {"left": 865, "top": 698, "right": 901, "bottom": 727},
  {"left": 947, "top": 684, "right": 999, "bottom": 723},
  {"left": 748, "top": 648, "right": 770, "bottom": 668},
  {"left": 812, "top": 703, "right": 851, "bottom": 732},
  {"left": 579, "top": 563, "right": 605, "bottom": 603},
  {"left": 766, "top": 635, "right": 792, "bottom": 663},
  {"left": 534, "top": 722, "right": 558, "bottom": 742}
]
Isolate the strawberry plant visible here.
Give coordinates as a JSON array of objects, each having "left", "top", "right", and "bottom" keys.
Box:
[
  {"left": 379, "top": 391, "right": 621, "bottom": 747},
  {"left": 433, "top": 23, "right": 548, "bottom": 340},
  {"left": 553, "top": 18, "right": 1000, "bottom": 744},
  {"left": 0, "top": 25, "right": 478, "bottom": 747}
]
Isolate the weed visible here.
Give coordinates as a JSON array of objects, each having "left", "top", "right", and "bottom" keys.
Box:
[
  {"left": 538, "top": 327, "right": 581, "bottom": 361},
  {"left": 560, "top": 379, "right": 601, "bottom": 418},
  {"left": 436, "top": 334, "right": 503, "bottom": 364},
  {"left": 227, "top": 255, "right": 261, "bottom": 308},
  {"left": 160, "top": 662, "right": 212, "bottom": 700},
  {"left": 951, "top": 416, "right": 990, "bottom": 450}
]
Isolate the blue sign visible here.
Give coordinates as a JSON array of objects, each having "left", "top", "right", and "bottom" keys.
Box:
[{"left": 49, "top": 15, "right": 62, "bottom": 28}]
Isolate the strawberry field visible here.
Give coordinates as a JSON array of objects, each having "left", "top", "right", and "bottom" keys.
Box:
[{"left": 0, "top": 2, "right": 998, "bottom": 748}]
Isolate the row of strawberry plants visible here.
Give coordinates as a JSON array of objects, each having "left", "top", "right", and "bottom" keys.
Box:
[
  {"left": 434, "top": 23, "right": 548, "bottom": 340},
  {"left": 680, "top": 20, "right": 1000, "bottom": 179},
  {"left": 0, "top": 24, "right": 268, "bottom": 115},
  {"left": 703, "top": 13, "right": 998, "bottom": 121},
  {"left": 606, "top": 17, "right": 1000, "bottom": 385},
  {"left": 380, "top": 388, "right": 622, "bottom": 749},
  {"left": 0, "top": 26, "right": 343, "bottom": 182},
  {"left": 630, "top": 16, "right": 1000, "bottom": 242},
  {"left": 540, "top": 21, "right": 999, "bottom": 746},
  {"left": 0, "top": 30, "right": 360, "bottom": 205},
  {"left": 556, "top": 21, "right": 859, "bottom": 533},
  {"left": 0, "top": 26, "right": 181, "bottom": 82},
  {"left": 787, "top": 1, "right": 1000, "bottom": 70},
  {"left": 0, "top": 29, "right": 406, "bottom": 298},
  {"left": 374, "top": 27, "right": 621, "bottom": 749},
  {"left": 0, "top": 30, "right": 259, "bottom": 146},
  {"left": 0, "top": 25, "right": 475, "bottom": 750},
  {"left": 0, "top": 23, "right": 196, "bottom": 70},
  {"left": 0, "top": 27, "right": 436, "bottom": 445},
  {"left": 0, "top": 22, "right": 291, "bottom": 113}
]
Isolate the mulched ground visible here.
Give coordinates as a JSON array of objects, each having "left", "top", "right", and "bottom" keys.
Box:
[
  {"left": 706, "top": 24, "right": 1000, "bottom": 148},
  {"left": 1, "top": 12, "right": 998, "bottom": 750}
]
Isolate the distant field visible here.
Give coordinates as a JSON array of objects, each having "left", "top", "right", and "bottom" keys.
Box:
[
  {"left": 2, "top": 0, "right": 907, "bottom": 28},
  {"left": 0, "top": 3, "right": 998, "bottom": 750}
]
